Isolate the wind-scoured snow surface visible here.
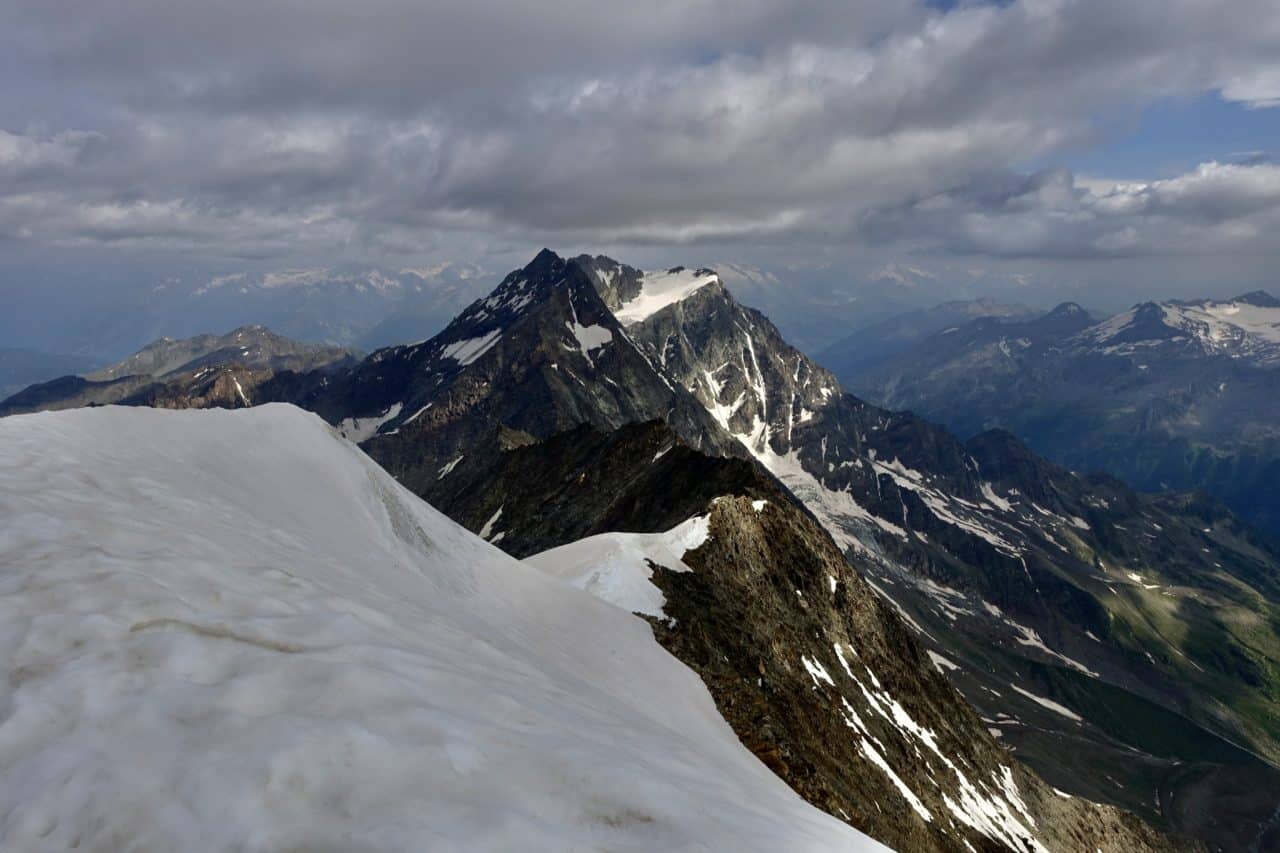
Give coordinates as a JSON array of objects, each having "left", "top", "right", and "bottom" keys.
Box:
[
  {"left": 523, "top": 515, "right": 710, "bottom": 618},
  {"left": 0, "top": 404, "right": 881, "bottom": 852}
]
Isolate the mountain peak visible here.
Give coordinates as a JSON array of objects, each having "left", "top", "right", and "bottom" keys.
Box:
[
  {"left": 1232, "top": 289, "right": 1280, "bottom": 307},
  {"left": 1048, "top": 302, "right": 1086, "bottom": 316},
  {"left": 527, "top": 247, "right": 563, "bottom": 271},
  {"left": 80, "top": 325, "right": 351, "bottom": 385},
  {"left": 440, "top": 249, "right": 584, "bottom": 336},
  {"left": 1024, "top": 301, "right": 1095, "bottom": 337}
]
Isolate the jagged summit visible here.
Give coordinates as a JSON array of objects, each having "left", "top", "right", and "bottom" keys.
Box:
[
  {"left": 418, "top": 248, "right": 586, "bottom": 350},
  {"left": 266, "top": 248, "right": 742, "bottom": 487},
  {"left": 528, "top": 246, "right": 562, "bottom": 269},
  {"left": 466, "top": 250, "right": 724, "bottom": 334}
]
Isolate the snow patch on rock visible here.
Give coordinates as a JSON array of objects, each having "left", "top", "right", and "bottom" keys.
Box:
[
  {"left": 336, "top": 401, "right": 403, "bottom": 443},
  {"left": 615, "top": 268, "right": 720, "bottom": 326},
  {"left": 441, "top": 329, "right": 503, "bottom": 365}
]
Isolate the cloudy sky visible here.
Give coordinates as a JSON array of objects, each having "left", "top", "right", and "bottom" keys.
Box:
[{"left": 3, "top": 0, "right": 1280, "bottom": 353}]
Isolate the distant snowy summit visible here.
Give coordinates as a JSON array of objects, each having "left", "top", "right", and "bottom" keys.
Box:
[{"left": 1080, "top": 290, "right": 1280, "bottom": 365}]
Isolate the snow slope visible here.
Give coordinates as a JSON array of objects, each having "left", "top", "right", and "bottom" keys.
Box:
[
  {"left": 613, "top": 268, "right": 720, "bottom": 326},
  {"left": 1085, "top": 295, "right": 1280, "bottom": 364},
  {"left": 0, "top": 404, "right": 880, "bottom": 852},
  {"left": 523, "top": 514, "right": 710, "bottom": 618}
]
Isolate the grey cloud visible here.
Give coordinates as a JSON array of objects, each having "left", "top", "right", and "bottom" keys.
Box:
[
  {"left": 0, "top": 0, "right": 913, "bottom": 118},
  {"left": 0, "top": 0, "right": 1278, "bottom": 270}
]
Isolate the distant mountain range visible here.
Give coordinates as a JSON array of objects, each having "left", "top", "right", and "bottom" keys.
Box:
[
  {"left": 817, "top": 298, "right": 1041, "bottom": 378},
  {"left": 839, "top": 292, "right": 1280, "bottom": 537},
  {"left": 6, "top": 252, "right": 1279, "bottom": 850},
  {"left": 0, "top": 346, "right": 96, "bottom": 400},
  {"left": 0, "top": 325, "right": 355, "bottom": 416}
]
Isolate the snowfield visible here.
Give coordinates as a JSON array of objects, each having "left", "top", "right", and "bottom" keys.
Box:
[
  {"left": 523, "top": 514, "right": 710, "bottom": 618},
  {"left": 1082, "top": 294, "right": 1280, "bottom": 364},
  {"left": 0, "top": 404, "right": 881, "bottom": 852},
  {"left": 614, "top": 268, "right": 720, "bottom": 326}
]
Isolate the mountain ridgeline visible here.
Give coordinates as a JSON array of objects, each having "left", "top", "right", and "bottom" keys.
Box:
[
  {"left": 816, "top": 298, "right": 1042, "bottom": 379},
  {"left": 0, "top": 325, "right": 356, "bottom": 416},
  {"left": 7, "top": 250, "right": 1280, "bottom": 850},
  {"left": 838, "top": 292, "right": 1280, "bottom": 538}
]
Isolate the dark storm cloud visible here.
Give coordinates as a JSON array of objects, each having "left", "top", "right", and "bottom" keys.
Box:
[{"left": 0, "top": 0, "right": 1278, "bottom": 264}]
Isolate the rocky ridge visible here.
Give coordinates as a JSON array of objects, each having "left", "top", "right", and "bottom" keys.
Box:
[{"left": 429, "top": 419, "right": 1187, "bottom": 852}]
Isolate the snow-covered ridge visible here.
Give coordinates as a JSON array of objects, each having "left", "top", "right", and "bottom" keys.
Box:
[
  {"left": 614, "top": 266, "right": 720, "bottom": 326},
  {"left": 1082, "top": 293, "right": 1280, "bottom": 365},
  {"left": 0, "top": 405, "right": 881, "bottom": 852},
  {"left": 523, "top": 514, "right": 711, "bottom": 618}
]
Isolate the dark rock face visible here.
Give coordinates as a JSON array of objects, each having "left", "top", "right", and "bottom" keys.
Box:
[
  {"left": 429, "top": 418, "right": 1189, "bottom": 853},
  {"left": 839, "top": 294, "right": 1280, "bottom": 538},
  {"left": 420, "top": 420, "right": 776, "bottom": 557},
  {"left": 816, "top": 298, "right": 1042, "bottom": 379},
  {"left": 572, "top": 253, "right": 645, "bottom": 309},
  {"left": 259, "top": 250, "right": 741, "bottom": 495}
]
